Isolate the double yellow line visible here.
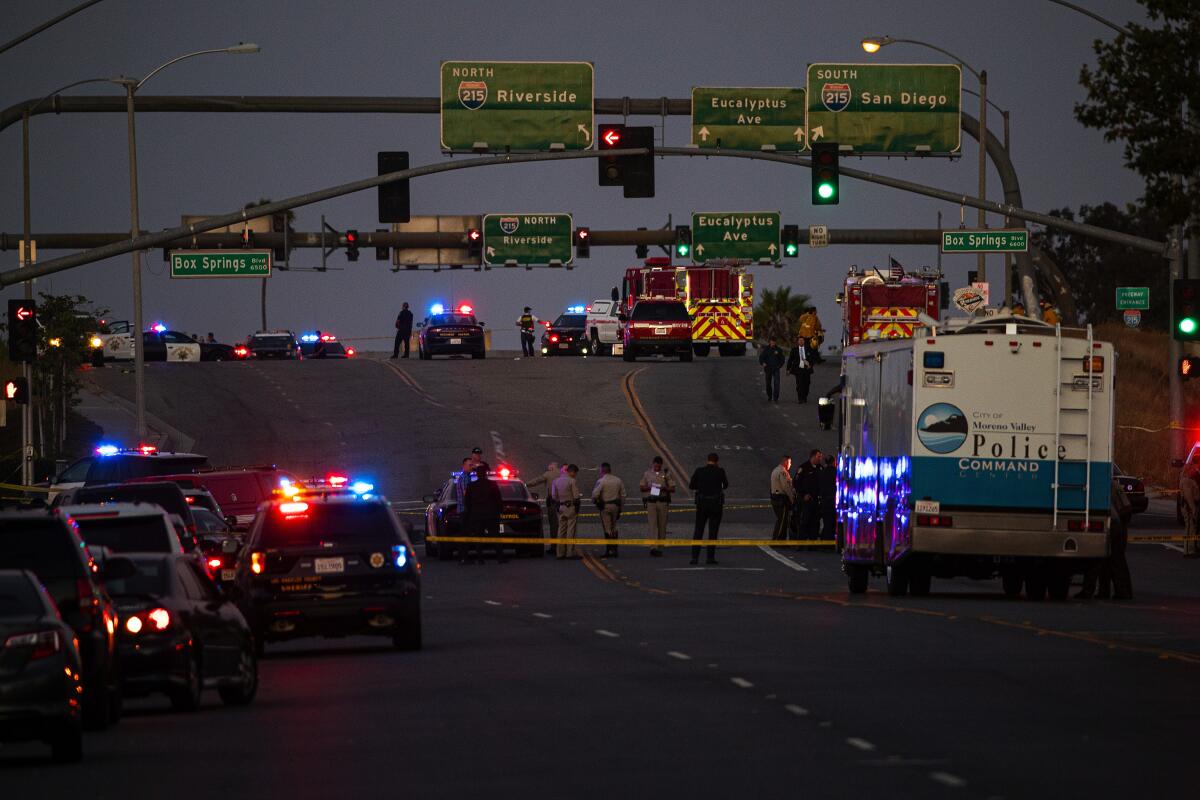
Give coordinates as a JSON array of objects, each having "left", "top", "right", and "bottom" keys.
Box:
[{"left": 621, "top": 367, "right": 691, "bottom": 498}]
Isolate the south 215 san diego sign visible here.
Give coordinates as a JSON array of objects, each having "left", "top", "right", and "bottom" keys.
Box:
[
  {"left": 805, "top": 63, "right": 961, "bottom": 154},
  {"left": 440, "top": 61, "right": 594, "bottom": 152}
]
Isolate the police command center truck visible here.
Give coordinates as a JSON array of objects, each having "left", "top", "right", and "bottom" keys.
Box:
[{"left": 839, "top": 315, "right": 1115, "bottom": 600}]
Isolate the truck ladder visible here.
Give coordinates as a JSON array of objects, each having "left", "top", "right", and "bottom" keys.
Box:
[{"left": 1052, "top": 324, "right": 1096, "bottom": 530}]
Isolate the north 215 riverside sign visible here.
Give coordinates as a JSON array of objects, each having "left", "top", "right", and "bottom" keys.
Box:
[
  {"left": 482, "top": 214, "right": 573, "bottom": 266},
  {"left": 440, "top": 61, "right": 594, "bottom": 152},
  {"left": 805, "top": 63, "right": 961, "bottom": 154}
]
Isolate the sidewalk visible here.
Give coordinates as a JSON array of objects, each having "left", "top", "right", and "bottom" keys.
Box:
[{"left": 75, "top": 378, "right": 195, "bottom": 453}]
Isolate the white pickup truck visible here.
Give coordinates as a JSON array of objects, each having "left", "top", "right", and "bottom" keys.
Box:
[{"left": 584, "top": 299, "right": 623, "bottom": 355}]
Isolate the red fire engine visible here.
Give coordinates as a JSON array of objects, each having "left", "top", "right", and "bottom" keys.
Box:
[
  {"left": 838, "top": 265, "right": 942, "bottom": 345},
  {"left": 620, "top": 258, "right": 753, "bottom": 357}
]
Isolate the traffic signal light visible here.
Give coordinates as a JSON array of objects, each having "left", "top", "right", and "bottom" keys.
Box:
[
  {"left": 598, "top": 124, "right": 625, "bottom": 187},
  {"left": 375, "top": 228, "right": 389, "bottom": 261},
  {"left": 1174, "top": 279, "right": 1200, "bottom": 340},
  {"left": 574, "top": 227, "right": 590, "bottom": 258},
  {"left": 597, "top": 124, "right": 655, "bottom": 198},
  {"left": 674, "top": 226, "right": 691, "bottom": 259},
  {"left": 4, "top": 377, "right": 28, "bottom": 405},
  {"left": 466, "top": 228, "right": 482, "bottom": 261},
  {"left": 345, "top": 230, "right": 360, "bottom": 262},
  {"left": 7, "top": 299, "right": 37, "bottom": 364},
  {"left": 1180, "top": 356, "right": 1200, "bottom": 380},
  {"left": 378, "top": 151, "right": 410, "bottom": 224},
  {"left": 782, "top": 224, "right": 800, "bottom": 257},
  {"left": 812, "top": 142, "right": 840, "bottom": 205}
]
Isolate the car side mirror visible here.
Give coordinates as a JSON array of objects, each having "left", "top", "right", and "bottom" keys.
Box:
[
  {"left": 422, "top": 494, "right": 437, "bottom": 504},
  {"left": 101, "top": 556, "right": 137, "bottom": 582},
  {"left": 1172, "top": 459, "right": 1185, "bottom": 468},
  {"left": 479, "top": 321, "right": 486, "bottom": 327},
  {"left": 221, "top": 538, "right": 239, "bottom": 554}
]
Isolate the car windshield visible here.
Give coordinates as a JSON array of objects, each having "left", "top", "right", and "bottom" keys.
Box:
[
  {"left": 191, "top": 508, "right": 228, "bottom": 533},
  {"left": 429, "top": 314, "right": 476, "bottom": 327},
  {"left": 104, "top": 557, "right": 171, "bottom": 597},
  {"left": 0, "top": 575, "right": 43, "bottom": 618},
  {"left": 553, "top": 314, "right": 586, "bottom": 328},
  {"left": 58, "top": 457, "right": 92, "bottom": 483},
  {"left": 496, "top": 481, "right": 532, "bottom": 501},
  {"left": 590, "top": 301, "right": 610, "bottom": 314},
  {"left": 73, "top": 515, "right": 172, "bottom": 553},
  {"left": 632, "top": 302, "right": 689, "bottom": 321},
  {"left": 0, "top": 520, "right": 83, "bottom": 608},
  {"left": 258, "top": 502, "right": 399, "bottom": 549}
]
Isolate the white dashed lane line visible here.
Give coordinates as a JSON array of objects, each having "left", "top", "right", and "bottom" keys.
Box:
[
  {"left": 666, "top": 651, "right": 692, "bottom": 661},
  {"left": 484, "top": 600, "right": 502, "bottom": 606},
  {"left": 532, "top": 612, "right": 553, "bottom": 619},
  {"left": 730, "top": 677, "right": 754, "bottom": 689},
  {"left": 929, "top": 772, "right": 967, "bottom": 788},
  {"left": 784, "top": 704, "right": 809, "bottom": 716},
  {"left": 846, "top": 738, "right": 876, "bottom": 752},
  {"left": 758, "top": 545, "right": 810, "bottom": 572},
  {"left": 595, "top": 629, "right": 620, "bottom": 638}
]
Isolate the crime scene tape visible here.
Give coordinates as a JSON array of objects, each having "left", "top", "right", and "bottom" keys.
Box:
[
  {"left": 0, "top": 482, "right": 52, "bottom": 494},
  {"left": 1129, "top": 534, "right": 1200, "bottom": 543},
  {"left": 425, "top": 536, "right": 835, "bottom": 547}
]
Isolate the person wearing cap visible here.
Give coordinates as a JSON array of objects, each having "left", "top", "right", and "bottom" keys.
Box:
[
  {"left": 551, "top": 464, "right": 582, "bottom": 559},
  {"left": 639, "top": 456, "right": 675, "bottom": 556},
  {"left": 526, "top": 461, "right": 561, "bottom": 554}
]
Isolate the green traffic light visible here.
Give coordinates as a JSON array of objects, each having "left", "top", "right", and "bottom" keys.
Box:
[
  {"left": 817, "top": 183, "right": 836, "bottom": 200},
  {"left": 676, "top": 243, "right": 690, "bottom": 257},
  {"left": 1180, "top": 317, "right": 1198, "bottom": 335},
  {"left": 784, "top": 243, "right": 798, "bottom": 257}
]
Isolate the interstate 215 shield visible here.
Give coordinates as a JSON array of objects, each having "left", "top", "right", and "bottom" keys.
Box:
[{"left": 458, "top": 81, "right": 487, "bottom": 110}]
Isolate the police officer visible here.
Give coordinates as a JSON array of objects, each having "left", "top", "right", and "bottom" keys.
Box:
[
  {"left": 689, "top": 453, "right": 728, "bottom": 565},
  {"left": 770, "top": 456, "right": 795, "bottom": 541},
  {"left": 462, "top": 464, "right": 506, "bottom": 564},
  {"left": 392, "top": 302, "right": 414, "bottom": 359},
  {"left": 591, "top": 463, "right": 627, "bottom": 558},
  {"left": 517, "top": 307, "right": 537, "bottom": 357},
  {"left": 794, "top": 449, "right": 824, "bottom": 540},
  {"left": 639, "top": 456, "right": 675, "bottom": 556},
  {"left": 526, "top": 461, "right": 561, "bottom": 554},
  {"left": 551, "top": 464, "right": 582, "bottom": 559},
  {"left": 758, "top": 337, "right": 785, "bottom": 402}
]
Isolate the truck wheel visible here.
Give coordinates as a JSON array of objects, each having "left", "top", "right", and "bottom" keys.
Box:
[
  {"left": 1001, "top": 570, "right": 1023, "bottom": 598},
  {"left": 846, "top": 565, "right": 868, "bottom": 594},
  {"left": 885, "top": 564, "right": 909, "bottom": 596},
  {"left": 622, "top": 347, "right": 636, "bottom": 362},
  {"left": 693, "top": 344, "right": 711, "bottom": 357},
  {"left": 680, "top": 349, "right": 694, "bottom": 363}
]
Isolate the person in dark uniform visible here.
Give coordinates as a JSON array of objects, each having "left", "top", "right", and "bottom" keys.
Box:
[
  {"left": 462, "top": 464, "right": 506, "bottom": 564},
  {"left": 392, "top": 302, "right": 413, "bottom": 359},
  {"left": 312, "top": 330, "right": 327, "bottom": 359},
  {"left": 794, "top": 449, "right": 824, "bottom": 540},
  {"left": 517, "top": 307, "right": 537, "bottom": 357},
  {"left": 785, "top": 335, "right": 815, "bottom": 403},
  {"left": 819, "top": 454, "right": 838, "bottom": 543},
  {"left": 1077, "top": 479, "right": 1133, "bottom": 600},
  {"left": 758, "top": 337, "right": 785, "bottom": 402},
  {"left": 688, "top": 453, "right": 729, "bottom": 565}
]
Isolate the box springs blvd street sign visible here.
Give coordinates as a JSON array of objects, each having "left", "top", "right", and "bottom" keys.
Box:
[
  {"left": 692, "top": 212, "right": 781, "bottom": 264},
  {"left": 170, "top": 250, "right": 271, "bottom": 278},
  {"left": 940, "top": 229, "right": 1029, "bottom": 253},
  {"left": 806, "top": 63, "right": 961, "bottom": 154},
  {"left": 482, "top": 214, "right": 573, "bottom": 266},
  {"left": 440, "top": 61, "right": 594, "bottom": 152},
  {"left": 691, "top": 87, "right": 808, "bottom": 151}
]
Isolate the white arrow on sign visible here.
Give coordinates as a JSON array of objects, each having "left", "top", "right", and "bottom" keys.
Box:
[
  {"left": 793, "top": 127, "right": 805, "bottom": 142},
  {"left": 768, "top": 243, "right": 777, "bottom": 255},
  {"left": 698, "top": 126, "right": 710, "bottom": 142},
  {"left": 577, "top": 123, "right": 591, "bottom": 142},
  {"left": 810, "top": 125, "right": 824, "bottom": 142},
  {"left": 486, "top": 246, "right": 496, "bottom": 257},
  {"left": 695, "top": 244, "right": 705, "bottom": 255}
]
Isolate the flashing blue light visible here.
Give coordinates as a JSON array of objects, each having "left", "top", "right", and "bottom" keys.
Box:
[
  {"left": 151, "top": 322, "right": 167, "bottom": 333},
  {"left": 392, "top": 544, "right": 408, "bottom": 569},
  {"left": 566, "top": 304, "right": 585, "bottom": 314},
  {"left": 430, "top": 303, "right": 445, "bottom": 315},
  {"left": 95, "top": 444, "right": 120, "bottom": 457},
  {"left": 349, "top": 480, "right": 374, "bottom": 495},
  {"left": 299, "top": 333, "right": 319, "bottom": 343}
]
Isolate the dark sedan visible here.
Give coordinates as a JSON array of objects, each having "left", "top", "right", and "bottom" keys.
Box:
[
  {"left": 540, "top": 312, "right": 590, "bottom": 356},
  {"left": 423, "top": 469, "right": 544, "bottom": 560},
  {"left": 417, "top": 305, "right": 486, "bottom": 360},
  {"left": 1113, "top": 464, "right": 1148, "bottom": 515},
  {"left": 0, "top": 569, "right": 84, "bottom": 763},
  {"left": 108, "top": 554, "right": 257, "bottom": 711},
  {"left": 246, "top": 331, "right": 300, "bottom": 359}
]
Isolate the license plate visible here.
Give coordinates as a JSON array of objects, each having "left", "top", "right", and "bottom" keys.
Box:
[
  {"left": 221, "top": 569, "right": 236, "bottom": 582},
  {"left": 612, "top": 344, "right": 624, "bottom": 355},
  {"left": 450, "top": 338, "right": 462, "bottom": 345},
  {"left": 558, "top": 343, "right": 569, "bottom": 349},
  {"left": 914, "top": 500, "right": 940, "bottom": 515},
  {"left": 314, "top": 557, "right": 344, "bottom": 574},
  {"left": 654, "top": 327, "right": 668, "bottom": 335}
]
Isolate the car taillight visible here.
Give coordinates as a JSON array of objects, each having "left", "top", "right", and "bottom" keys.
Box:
[
  {"left": 346, "top": 347, "right": 356, "bottom": 357},
  {"left": 3, "top": 629, "right": 61, "bottom": 660},
  {"left": 207, "top": 557, "right": 224, "bottom": 570},
  {"left": 251, "top": 551, "right": 265, "bottom": 574},
  {"left": 550, "top": 334, "right": 559, "bottom": 343},
  {"left": 917, "top": 514, "right": 954, "bottom": 528},
  {"left": 1067, "top": 519, "right": 1105, "bottom": 532},
  {"left": 124, "top": 608, "right": 171, "bottom": 635},
  {"left": 1083, "top": 356, "right": 1104, "bottom": 372},
  {"left": 76, "top": 578, "right": 97, "bottom": 619}
]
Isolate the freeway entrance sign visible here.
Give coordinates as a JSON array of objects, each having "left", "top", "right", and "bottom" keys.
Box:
[
  {"left": 482, "top": 214, "right": 573, "bottom": 266},
  {"left": 941, "top": 229, "right": 1029, "bottom": 253},
  {"left": 806, "top": 63, "right": 962, "bottom": 154},
  {"left": 692, "top": 212, "right": 781, "bottom": 264},
  {"left": 691, "top": 87, "right": 807, "bottom": 151},
  {"left": 440, "top": 61, "right": 594, "bottom": 152},
  {"left": 170, "top": 250, "right": 271, "bottom": 278},
  {"left": 1116, "top": 286, "right": 1150, "bottom": 310}
]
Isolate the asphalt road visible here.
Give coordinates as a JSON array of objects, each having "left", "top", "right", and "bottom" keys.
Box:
[{"left": 4, "top": 353, "right": 1197, "bottom": 797}]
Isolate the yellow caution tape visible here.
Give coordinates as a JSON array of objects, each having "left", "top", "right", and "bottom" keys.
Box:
[
  {"left": 1129, "top": 535, "right": 1200, "bottom": 543},
  {"left": 425, "top": 535, "right": 835, "bottom": 547},
  {"left": 0, "top": 482, "right": 52, "bottom": 494}
]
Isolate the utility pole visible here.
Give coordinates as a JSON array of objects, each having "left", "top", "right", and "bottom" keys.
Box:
[
  {"left": 20, "top": 110, "right": 33, "bottom": 485},
  {"left": 123, "top": 81, "right": 147, "bottom": 439},
  {"left": 977, "top": 69, "right": 988, "bottom": 287}
]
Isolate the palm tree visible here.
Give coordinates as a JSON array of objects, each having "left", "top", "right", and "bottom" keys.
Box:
[{"left": 753, "top": 287, "right": 812, "bottom": 345}]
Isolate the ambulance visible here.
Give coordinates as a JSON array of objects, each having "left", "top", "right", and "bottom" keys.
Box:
[{"left": 838, "top": 314, "right": 1115, "bottom": 600}]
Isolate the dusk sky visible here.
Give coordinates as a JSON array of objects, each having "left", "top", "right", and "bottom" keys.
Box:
[{"left": 1, "top": 0, "right": 1145, "bottom": 348}]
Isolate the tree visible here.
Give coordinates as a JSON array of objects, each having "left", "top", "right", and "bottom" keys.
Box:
[
  {"left": 1034, "top": 202, "right": 1168, "bottom": 328},
  {"left": 1075, "top": 2, "right": 1200, "bottom": 228},
  {"left": 753, "top": 287, "right": 813, "bottom": 344}
]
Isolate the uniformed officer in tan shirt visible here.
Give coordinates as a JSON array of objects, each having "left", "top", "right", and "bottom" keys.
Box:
[
  {"left": 592, "top": 463, "right": 627, "bottom": 558},
  {"left": 639, "top": 456, "right": 675, "bottom": 556},
  {"left": 550, "top": 464, "right": 582, "bottom": 559},
  {"left": 526, "top": 462, "right": 560, "bottom": 554}
]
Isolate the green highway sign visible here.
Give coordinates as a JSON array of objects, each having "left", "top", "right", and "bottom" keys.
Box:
[
  {"left": 169, "top": 250, "right": 271, "bottom": 278},
  {"left": 940, "top": 229, "right": 1029, "bottom": 253},
  {"left": 691, "top": 87, "right": 807, "bottom": 152},
  {"left": 482, "top": 213, "right": 573, "bottom": 266},
  {"left": 1116, "top": 286, "right": 1150, "bottom": 310},
  {"left": 440, "top": 61, "right": 594, "bottom": 152},
  {"left": 806, "top": 63, "right": 962, "bottom": 154},
  {"left": 692, "top": 211, "right": 781, "bottom": 263}
]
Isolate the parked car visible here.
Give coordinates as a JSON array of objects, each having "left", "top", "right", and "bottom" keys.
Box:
[
  {"left": 1112, "top": 464, "right": 1147, "bottom": 515},
  {"left": 56, "top": 482, "right": 197, "bottom": 550},
  {"left": 0, "top": 569, "right": 84, "bottom": 762},
  {"left": 142, "top": 467, "right": 298, "bottom": 530},
  {"left": 245, "top": 330, "right": 300, "bottom": 359},
  {"left": 49, "top": 446, "right": 209, "bottom": 495},
  {"left": 423, "top": 467, "right": 543, "bottom": 560},
  {"left": 621, "top": 299, "right": 693, "bottom": 362}
]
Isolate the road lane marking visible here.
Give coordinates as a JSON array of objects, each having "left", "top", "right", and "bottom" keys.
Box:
[
  {"left": 846, "top": 738, "right": 876, "bottom": 752},
  {"left": 929, "top": 772, "right": 967, "bottom": 788},
  {"left": 533, "top": 612, "right": 553, "bottom": 619},
  {"left": 660, "top": 567, "right": 765, "bottom": 572},
  {"left": 595, "top": 629, "right": 619, "bottom": 638},
  {"left": 784, "top": 704, "right": 809, "bottom": 716},
  {"left": 620, "top": 367, "right": 691, "bottom": 498},
  {"left": 667, "top": 651, "right": 692, "bottom": 661},
  {"left": 730, "top": 677, "right": 754, "bottom": 688},
  {"left": 758, "top": 545, "right": 810, "bottom": 571},
  {"left": 484, "top": 600, "right": 502, "bottom": 606}
]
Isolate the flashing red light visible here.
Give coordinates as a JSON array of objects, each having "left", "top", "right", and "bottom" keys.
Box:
[
  {"left": 279, "top": 501, "right": 309, "bottom": 516},
  {"left": 321, "top": 334, "right": 336, "bottom": 341},
  {"left": 233, "top": 345, "right": 249, "bottom": 357},
  {"left": 346, "top": 347, "right": 356, "bottom": 357},
  {"left": 458, "top": 304, "right": 474, "bottom": 315},
  {"left": 185, "top": 496, "right": 195, "bottom": 504},
  {"left": 327, "top": 474, "right": 348, "bottom": 487},
  {"left": 542, "top": 320, "right": 552, "bottom": 328},
  {"left": 602, "top": 128, "right": 621, "bottom": 147},
  {"left": 207, "top": 557, "right": 223, "bottom": 570},
  {"left": 138, "top": 445, "right": 157, "bottom": 455},
  {"left": 498, "top": 466, "right": 512, "bottom": 480}
]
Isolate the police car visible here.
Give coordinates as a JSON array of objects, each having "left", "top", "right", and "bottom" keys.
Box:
[
  {"left": 422, "top": 466, "right": 543, "bottom": 559},
  {"left": 540, "top": 306, "right": 590, "bottom": 356},
  {"left": 417, "top": 303, "right": 486, "bottom": 360},
  {"left": 92, "top": 323, "right": 233, "bottom": 362},
  {"left": 245, "top": 330, "right": 300, "bottom": 359},
  {"left": 298, "top": 332, "right": 356, "bottom": 359}
]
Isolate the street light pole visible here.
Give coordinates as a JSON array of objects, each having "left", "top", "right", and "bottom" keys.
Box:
[{"left": 122, "top": 79, "right": 147, "bottom": 438}]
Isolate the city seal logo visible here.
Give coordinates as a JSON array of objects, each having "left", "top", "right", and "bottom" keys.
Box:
[
  {"left": 821, "top": 83, "right": 851, "bottom": 113},
  {"left": 917, "top": 402, "right": 968, "bottom": 454},
  {"left": 499, "top": 216, "right": 520, "bottom": 235},
  {"left": 458, "top": 81, "right": 488, "bottom": 110},
  {"left": 369, "top": 552, "right": 385, "bottom": 569}
]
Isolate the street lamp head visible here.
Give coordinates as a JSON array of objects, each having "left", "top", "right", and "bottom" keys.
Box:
[
  {"left": 861, "top": 36, "right": 892, "bottom": 53},
  {"left": 224, "top": 42, "right": 260, "bottom": 54}
]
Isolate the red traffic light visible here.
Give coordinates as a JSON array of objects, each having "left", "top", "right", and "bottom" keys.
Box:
[
  {"left": 577, "top": 229, "right": 589, "bottom": 240},
  {"left": 346, "top": 231, "right": 358, "bottom": 244},
  {"left": 467, "top": 228, "right": 482, "bottom": 242},
  {"left": 14, "top": 306, "right": 32, "bottom": 322},
  {"left": 602, "top": 128, "right": 621, "bottom": 147}
]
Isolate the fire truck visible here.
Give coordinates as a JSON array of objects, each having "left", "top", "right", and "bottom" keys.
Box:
[
  {"left": 837, "top": 265, "right": 942, "bottom": 345},
  {"left": 618, "top": 258, "right": 753, "bottom": 357}
]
